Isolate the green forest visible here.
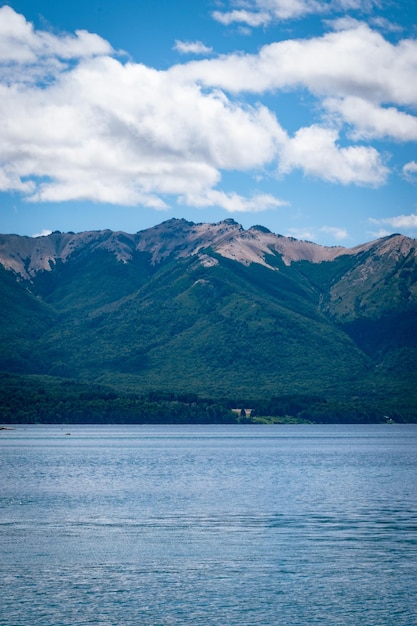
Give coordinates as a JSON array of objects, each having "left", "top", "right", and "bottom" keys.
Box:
[
  {"left": 1, "top": 223, "right": 416, "bottom": 424},
  {"left": 1, "top": 373, "right": 414, "bottom": 425}
]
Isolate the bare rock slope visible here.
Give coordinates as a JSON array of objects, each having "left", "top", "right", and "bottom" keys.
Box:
[{"left": 1, "top": 218, "right": 414, "bottom": 280}]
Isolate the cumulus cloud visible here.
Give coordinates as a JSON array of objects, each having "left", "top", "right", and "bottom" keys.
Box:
[
  {"left": 278, "top": 125, "right": 388, "bottom": 185},
  {"left": 212, "top": 9, "right": 272, "bottom": 27},
  {"left": 212, "top": 0, "right": 380, "bottom": 27},
  {"left": 0, "top": 7, "right": 414, "bottom": 214},
  {"left": 0, "top": 162, "right": 35, "bottom": 193},
  {"left": 402, "top": 161, "right": 417, "bottom": 183},
  {"left": 0, "top": 8, "right": 285, "bottom": 210},
  {"left": 176, "top": 20, "right": 416, "bottom": 184},
  {"left": 181, "top": 190, "right": 289, "bottom": 212},
  {"left": 213, "top": 0, "right": 322, "bottom": 26},
  {"left": 0, "top": 5, "right": 113, "bottom": 84},
  {"left": 369, "top": 16, "right": 403, "bottom": 34},
  {"left": 174, "top": 40, "right": 213, "bottom": 55},
  {"left": 324, "top": 97, "right": 417, "bottom": 141},
  {"left": 370, "top": 213, "right": 417, "bottom": 229},
  {"left": 178, "top": 21, "right": 417, "bottom": 106}
]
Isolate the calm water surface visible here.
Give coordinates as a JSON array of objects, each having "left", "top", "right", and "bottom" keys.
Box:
[{"left": 1, "top": 424, "right": 417, "bottom": 625}]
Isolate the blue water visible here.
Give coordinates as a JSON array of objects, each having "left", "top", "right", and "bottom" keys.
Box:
[{"left": 1, "top": 424, "right": 417, "bottom": 625}]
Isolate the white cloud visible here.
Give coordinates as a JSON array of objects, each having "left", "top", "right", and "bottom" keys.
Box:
[
  {"left": 182, "top": 190, "right": 288, "bottom": 212},
  {"left": 0, "top": 5, "right": 112, "bottom": 81},
  {"left": 0, "top": 7, "right": 413, "bottom": 214},
  {"left": 288, "top": 224, "right": 348, "bottom": 242},
  {"left": 320, "top": 225, "right": 349, "bottom": 240},
  {"left": 324, "top": 97, "right": 417, "bottom": 141},
  {"left": 179, "top": 22, "right": 417, "bottom": 107},
  {"left": 369, "top": 16, "right": 403, "bottom": 34},
  {"left": 278, "top": 125, "right": 388, "bottom": 185},
  {"left": 0, "top": 9, "right": 285, "bottom": 211},
  {"left": 402, "top": 161, "right": 417, "bottom": 183},
  {"left": 174, "top": 40, "right": 213, "bottom": 55},
  {"left": 368, "top": 227, "right": 391, "bottom": 238},
  {"left": 0, "top": 162, "right": 35, "bottom": 193},
  {"left": 369, "top": 213, "right": 417, "bottom": 229},
  {"left": 176, "top": 21, "right": 417, "bottom": 183},
  {"left": 286, "top": 227, "right": 316, "bottom": 240},
  {"left": 32, "top": 229, "right": 52, "bottom": 237},
  {"left": 213, "top": 0, "right": 322, "bottom": 26},
  {"left": 212, "top": 0, "right": 380, "bottom": 27},
  {"left": 212, "top": 9, "right": 271, "bottom": 27}
]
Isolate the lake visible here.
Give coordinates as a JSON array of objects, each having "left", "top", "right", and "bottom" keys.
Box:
[{"left": 1, "top": 424, "right": 417, "bottom": 625}]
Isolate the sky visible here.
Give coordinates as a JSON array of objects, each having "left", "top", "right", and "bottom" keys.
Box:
[{"left": 0, "top": 0, "right": 416, "bottom": 246}]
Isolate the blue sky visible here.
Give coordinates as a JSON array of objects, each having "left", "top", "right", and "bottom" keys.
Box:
[{"left": 0, "top": 0, "right": 416, "bottom": 246}]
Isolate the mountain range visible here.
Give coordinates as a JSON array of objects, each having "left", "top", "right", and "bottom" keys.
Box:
[{"left": 1, "top": 218, "right": 416, "bottom": 422}]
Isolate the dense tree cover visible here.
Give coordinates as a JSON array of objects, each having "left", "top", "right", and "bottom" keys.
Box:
[
  {"left": 1, "top": 373, "right": 415, "bottom": 424},
  {"left": 1, "top": 226, "right": 416, "bottom": 422},
  {"left": 0, "top": 374, "right": 236, "bottom": 424}
]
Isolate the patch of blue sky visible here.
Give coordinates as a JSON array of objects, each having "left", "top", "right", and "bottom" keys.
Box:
[{"left": 0, "top": 0, "right": 416, "bottom": 246}]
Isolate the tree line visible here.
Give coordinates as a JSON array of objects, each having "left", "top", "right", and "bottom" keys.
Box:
[{"left": 1, "top": 373, "right": 415, "bottom": 424}]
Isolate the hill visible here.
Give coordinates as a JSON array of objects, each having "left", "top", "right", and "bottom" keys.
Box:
[{"left": 1, "top": 219, "right": 416, "bottom": 423}]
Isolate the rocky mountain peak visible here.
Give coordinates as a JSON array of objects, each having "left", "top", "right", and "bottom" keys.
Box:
[{"left": 0, "top": 220, "right": 415, "bottom": 281}]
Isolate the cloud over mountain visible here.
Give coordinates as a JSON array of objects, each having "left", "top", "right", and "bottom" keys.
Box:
[
  {"left": 0, "top": 6, "right": 415, "bottom": 216},
  {"left": 0, "top": 7, "right": 285, "bottom": 211}
]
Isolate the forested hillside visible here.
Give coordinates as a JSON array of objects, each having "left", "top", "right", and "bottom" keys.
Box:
[{"left": 1, "top": 220, "right": 416, "bottom": 423}]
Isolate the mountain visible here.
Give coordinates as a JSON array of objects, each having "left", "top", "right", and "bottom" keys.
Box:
[{"left": 1, "top": 218, "right": 416, "bottom": 422}]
